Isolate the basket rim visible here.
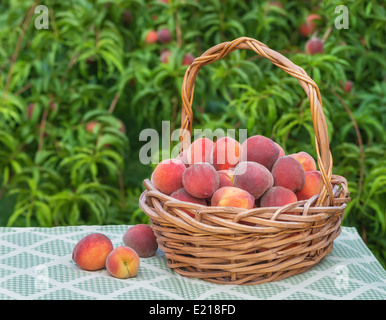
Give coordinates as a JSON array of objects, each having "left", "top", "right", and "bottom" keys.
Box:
[{"left": 140, "top": 176, "right": 350, "bottom": 235}]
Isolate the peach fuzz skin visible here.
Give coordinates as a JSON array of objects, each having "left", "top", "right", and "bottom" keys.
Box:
[
  {"left": 274, "top": 142, "right": 285, "bottom": 158},
  {"left": 187, "top": 137, "right": 214, "bottom": 165},
  {"left": 106, "top": 246, "right": 140, "bottom": 279},
  {"left": 211, "top": 137, "right": 240, "bottom": 171},
  {"left": 176, "top": 150, "right": 189, "bottom": 166},
  {"left": 233, "top": 161, "right": 273, "bottom": 199},
  {"left": 260, "top": 186, "right": 299, "bottom": 215},
  {"left": 211, "top": 187, "right": 254, "bottom": 209},
  {"left": 289, "top": 151, "right": 317, "bottom": 172},
  {"left": 218, "top": 170, "right": 234, "bottom": 188},
  {"left": 260, "top": 186, "right": 298, "bottom": 208},
  {"left": 122, "top": 224, "right": 158, "bottom": 258},
  {"left": 182, "top": 162, "right": 219, "bottom": 199},
  {"left": 271, "top": 156, "right": 306, "bottom": 192},
  {"left": 296, "top": 170, "right": 322, "bottom": 201},
  {"left": 151, "top": 159, "right": 186, "bottom": 195},
  {"left": 240, "top": 135, "right": 279, "bottom": 171},
  {"left": 72, "top": 233, "right": 113, "bottom": 271}
]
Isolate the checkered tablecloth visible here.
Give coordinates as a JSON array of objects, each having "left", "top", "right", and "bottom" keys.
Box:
[{"left": 0, "top": 225, "right": 385, "bottom": 300}]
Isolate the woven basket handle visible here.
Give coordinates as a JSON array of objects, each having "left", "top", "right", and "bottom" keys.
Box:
[{"left": 179, "top": 37, "right": 334, "bottom": 206}]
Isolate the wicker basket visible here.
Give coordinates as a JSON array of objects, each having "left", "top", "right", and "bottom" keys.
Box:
[{"left": 139, "top": 37, "right": 351, "bottom": 285}]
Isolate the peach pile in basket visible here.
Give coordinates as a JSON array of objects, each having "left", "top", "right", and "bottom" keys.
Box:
[{"left": 152, "top": 135, "right": 321, "bottom": 215}]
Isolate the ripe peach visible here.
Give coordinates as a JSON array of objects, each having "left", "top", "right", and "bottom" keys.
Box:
[
  {"left": 344, "top": 80, "right": 353, "bottom": 93},
  {"left": 86, "top": 121, "right": 101, "bottom": 134},
  {"left": 122, "top": 224, "right": 158, "bottom": 258},
  {"left": 176, "top": 150, "right": 189, "bottom": 166},
  {"left": 289, "top": 151, "right": 317, "bottom": 171},
  {"left": 151, "top": 159, "right": 186, "bottom": 195},
  {"left": 218, "top": 170, "right": 234, "bottom": 188},
  {"left": 182, "top": 162, "right": 219, "bottom": 198},
  {"left": 240, "top": 135, "right": 279, "bottom": 170},
  {"left": 233, "top": 161, "right": 273, "bottom": 199},
  {"left": 145, "top": 30, "right": 158, "bottom": 44},
  {"left": 296, "top": 170, "right": 322, "bottom": 201},
  {"left": 72, "top": 233, "right": 113, "bottom": 271},
  {"left": 182, "top": 53, "right": 195, "bottom": 66},
  {"left": 300, "top": 13, "right": 321, "bottom": 37},
  {"left": 160, "top": 50, "right": 172, "bottom": 63},
  {"left": 171, "top": 187, "right": 207, "bottom": 205},
  {"left": 211, "top": 137, "right": 240, "bottom": 171},
  {"left": 275, "top": 142, "right": 285, "bottom": 158},
  {"left": 307, "top": 13, "right": 321, "bottom": 23},
  {"left": 305, "top": 37, "right": 324, "bottom": 55},
  {"left": 157, "top": 28, "right": 172, "bottom": 44},
  {"left": 271, "top": 156, "right": 306, "bottom": 192},
  {"left": 300, "top": 23, "right": 313, "bottom": 37},
  {"left": 170, "top": 188, "right": 207, "bottom": 218},
  {"left": 187, "top": 137, "right": 214, "bottom": 165},
  {"left": 211, "top": 187, "right": 255, "bottom": 209},
  {"left": 106, "top": 246, "right": 140, "bottom": 279},
  {"left": 260, "top": 186, "right": 298, "bottom": 208}
]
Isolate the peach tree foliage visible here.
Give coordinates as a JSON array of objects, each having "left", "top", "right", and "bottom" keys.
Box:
[{"left": 0, "top": 1, "right": 385, "bottom": 266}]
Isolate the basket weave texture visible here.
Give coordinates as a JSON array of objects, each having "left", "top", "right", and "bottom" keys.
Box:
[{"left": 139, "top": 37, "right": 351, "bottom": 285}]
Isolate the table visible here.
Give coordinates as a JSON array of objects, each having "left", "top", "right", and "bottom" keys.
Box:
[{"left": 0, "top": 225, "right": 385, "bottom": 300}]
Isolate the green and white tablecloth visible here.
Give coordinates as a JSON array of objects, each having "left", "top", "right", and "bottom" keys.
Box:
[{"left": 0, "top": 225, "right": 385, "bottom": 300}]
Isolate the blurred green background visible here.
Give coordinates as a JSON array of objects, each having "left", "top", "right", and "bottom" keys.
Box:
[{"left": 0, "top": 0, "right": 385, "bottom": 267}]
